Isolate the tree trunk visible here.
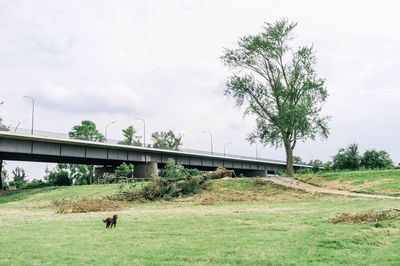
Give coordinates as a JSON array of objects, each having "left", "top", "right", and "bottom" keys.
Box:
[
  {"left": 0, "top": 159, "right": 3, "bottom": 189},
  {"left": 285, "top": 144, "right": 294, "bottom": 177}
]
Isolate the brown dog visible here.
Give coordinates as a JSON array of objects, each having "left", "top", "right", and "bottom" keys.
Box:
[{"left": 103, "top": 215, "right": 118, "bottom": 228}]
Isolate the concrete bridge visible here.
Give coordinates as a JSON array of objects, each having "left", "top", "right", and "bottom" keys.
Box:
[{"left": 0, "top": 131, "right": 309, "bottom": 178}]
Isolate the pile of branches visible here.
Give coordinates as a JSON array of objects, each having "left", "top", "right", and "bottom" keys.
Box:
[
  {"left": 331, "top": 208, "right": 400, "bottom": 224},
  {"left": 53, "top": 198, "right": 126, "bottom": 214},
  {"left": 204, "top": 167, "right": 236, "bottom": 179},
  {"left": 111, "top": 160, "right": 238, "bottom": 202},
  {"left": 112, "top": 175, "right": 207, "bottom": 201}
]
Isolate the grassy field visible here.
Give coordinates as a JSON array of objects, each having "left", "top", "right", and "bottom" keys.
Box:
[
  {"left": 1, "top": 179, "right": 400, "bottom": 265},
  {"left": 296, "top": 169, "right": 400, "bottom": 196}
]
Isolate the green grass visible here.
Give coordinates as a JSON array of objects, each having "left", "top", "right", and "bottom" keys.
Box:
[
  {"left": 1, "top": 180, "right": 400, "bottom": 265},
  {"left": 296, "top": 169, "right": 400, "bottom": 196},
  {"left": 0, "top": 187, "right": 57, "bottom": 204}
]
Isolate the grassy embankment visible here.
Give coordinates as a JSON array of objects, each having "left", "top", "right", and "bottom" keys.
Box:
[
  {"left": 296, "top": 169, "right": 400, "bottom": 196},
  {"left": 1, "top": 178, "right": 400, "bottom": 265}
]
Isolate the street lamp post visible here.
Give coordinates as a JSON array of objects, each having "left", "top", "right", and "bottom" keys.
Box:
[
  {"left": 134, "top": 117, "right": 146, "bottom": 147},
  {"left": 15, "top": 119, "right": 27, "bottom": 133},
  {"left": 202, "top": 131, "right": 213, "bottom": 155},
  {"left": 23, "top": 96, "right": 35, "bottom": 135},
  {"left": 223, "top": 141, "right": 232, "bottom": 156},
  {"left": 104, "top": 121, "right": 116, "bottom": 142},
  {"left": 254, "top": 142, "right": 258, "bottom": 160}
]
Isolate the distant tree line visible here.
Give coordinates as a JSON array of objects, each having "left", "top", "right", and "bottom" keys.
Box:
[{"left": 299, "top": 143, "right": 395, "bottom": 173}]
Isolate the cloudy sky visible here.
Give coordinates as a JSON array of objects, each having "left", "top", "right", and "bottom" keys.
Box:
[{"left": 1, "top": 0, "right": 399, "bottom": 178}]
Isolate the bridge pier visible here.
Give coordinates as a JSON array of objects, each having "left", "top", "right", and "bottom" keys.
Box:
[{"left": 134, "top": 162, "right": 158, "bottom": 179}]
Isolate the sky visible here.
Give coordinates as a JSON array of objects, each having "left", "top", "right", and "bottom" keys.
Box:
[{"left": 1, "top": 0, "right": 399, "bottom": 179}]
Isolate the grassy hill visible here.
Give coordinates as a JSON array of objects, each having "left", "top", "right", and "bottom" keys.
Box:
[
  {"left": 296, "top": 169, "right": 400, "bottom": 196},
  {"left": 1, "top": 178, "right": 400, "bottom": 265}
]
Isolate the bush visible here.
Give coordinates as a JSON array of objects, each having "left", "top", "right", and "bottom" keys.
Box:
[
  {"left": 48, "top": 171, "right": 72, "bottom": 186},
  {"left": 159, "top": 158, "right": 187, "bottom": 180},
  {"left": 114, "top": 162, "right": 134, "bottom": 177},
  {"left": 332, "top": 143, "right": 361, "bottom": 170},
  {"left": 361, "top": 149, "right": 393, "bottom": 169},
  {"left": 296, "top": 168, "right": 312, "bottom": 174},
  {"left": 309, "top": 159, "right": 324, "bottom": 172},
  {"left": 21, "top": 179, "right": 49, "bottom": 189}
]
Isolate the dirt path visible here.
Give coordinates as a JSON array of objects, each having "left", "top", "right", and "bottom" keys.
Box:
[{"left": 265, "top": 176, "right": 400, "bottom": 200}]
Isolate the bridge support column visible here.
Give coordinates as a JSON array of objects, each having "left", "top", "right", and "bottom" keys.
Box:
[{"left": 134, "top": 162, "right": 158, "bottom": 179}]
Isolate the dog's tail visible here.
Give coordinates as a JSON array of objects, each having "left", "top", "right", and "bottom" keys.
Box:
[{"left": 102, "top": 219, "right": 107, "bottom": 223}]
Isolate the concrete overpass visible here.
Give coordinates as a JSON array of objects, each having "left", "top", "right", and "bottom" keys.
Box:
[{"left": 0, "top": 131, "right": 309, "bottom": 178}]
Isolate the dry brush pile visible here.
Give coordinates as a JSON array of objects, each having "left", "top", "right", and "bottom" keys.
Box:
[
  {"left": 53, "top": 198, "right": 126, "bottom": 214},
  {"left": 330, "top": 208, "right": 400, "bottom": 224}
]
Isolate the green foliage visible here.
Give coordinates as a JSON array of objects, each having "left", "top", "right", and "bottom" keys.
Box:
[
  {"left": 118, "top": 125, "right": 141, "bottom": 146},
  {"left": 293, "top": 156, "right": 303, "bottom": 164},
  {"left": 69, "top": 120, "right": 104, "bottom": 142},
  {"left": 159, "top": 158, "right": 187, "bottom": 180},
  {"left": 9, "top": 167, "right": 28, "bottom": 188},
  {"left": 22, "top": 179, "right": 49, "bottom": 189},
  {"left": 309, "top": 159, "right": 324, "bottom": 172},
  {"left": 114, "top": 162, "right": 134, "bottom": 177},
  {"left": 0, "top": 187, "right": 56, "bottom": 204},
  {"left": 221, "top": 19, "right": 329, "bottom": 176},
  {"left": 48, "top": 171, "right": 72, "bottom": 186},
  {"left": 0, "top": 117, "right": 10, "bottom": 131},
  {"left": 323, "top": 161, "right": 333, "bottom": 171},
  {"left": 332, "top": 143, "right": 361, "bottom": 170},
  {"left": 296, "top": 168, "right": 312, "bottom": 174},
  {"left": 185, "top": 168, "right": 206, "bottom": 177},
  {"left": 151, "top": 130, "right": 183, "bottom": 150},
  {"left": 361, "top": 149, "right": 393, "bottom": 169},
  {"left": 47, "top": 163, "right": 91, "bottom": 185},
  {"left": 1, "top": 160, "right": 8, "bottom": 189}
]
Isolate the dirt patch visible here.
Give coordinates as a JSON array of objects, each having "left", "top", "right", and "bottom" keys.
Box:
[
  {"left": 331, "top": 209, "right": 400, "bottom": 224},
  {"left": 324, "top": 179, "right": 391, "bottom": 192},
  {"left": 266, "top": 176, "right": 400, "bottom": 199},
  {"left": 176, "top": 189, "right": 309, "bottom": 205},
  {"left": 53, "top": 198, "right": 127, "bottom": 214}
]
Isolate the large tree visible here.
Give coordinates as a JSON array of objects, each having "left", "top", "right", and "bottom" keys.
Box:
[
  {"left": 221, "top": 19, "right": 329, "bottom": 176},
  {"left": 68, "top": 120, "right": 103, "bottom": 184},
  {"left": 69, "top": 120, "right": 104, "bottom": 142},
  {"left": 151, "top": 130, "right": 183, "bottom": 150}
]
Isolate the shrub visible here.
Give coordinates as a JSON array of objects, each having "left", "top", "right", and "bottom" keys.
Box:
[
  {"left": 332, "top": 143, "right": 361, "bottom": 170},
  {"left": 361, "top": 149, "right": 393, "bottom": 169},
  {"left": 296, "top": 168, "right": 312, "bottom": 174},
  {"left": 21, "top": 179, "right": 49, "bottom": 189},
  {"left": 114, "top": 162, "right": 134, "bottom": 177},
  {"left": 159, "top": 158, "right": 187, "bottom": 180},
  {"left": 48, "top": 171, "right": 72, "bottom": 186},
  {"left": 309, "top": 159, "right": 324, "bottom": 172}
]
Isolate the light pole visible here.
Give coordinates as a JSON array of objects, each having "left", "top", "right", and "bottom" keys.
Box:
[
  {"left": 104, "top": 121, "right": 116, "bottom": 142},
  {"left": 15, "top": 119, "right": 27, "bottom": 133},
  {"left": 254, "top": 142, "right": 258, "bottom": 160},
  {"left": 134, "top": 117, "right": 146, "bottom": 147},
  {"left": 202, "top": 131, "right": 213, "bottom": 155},
  {"left": 223, "top": 141, "right": 232, "bottom": 156},
  {"left": 23, "top": 96, "right": 34, "bottom": 135}
]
